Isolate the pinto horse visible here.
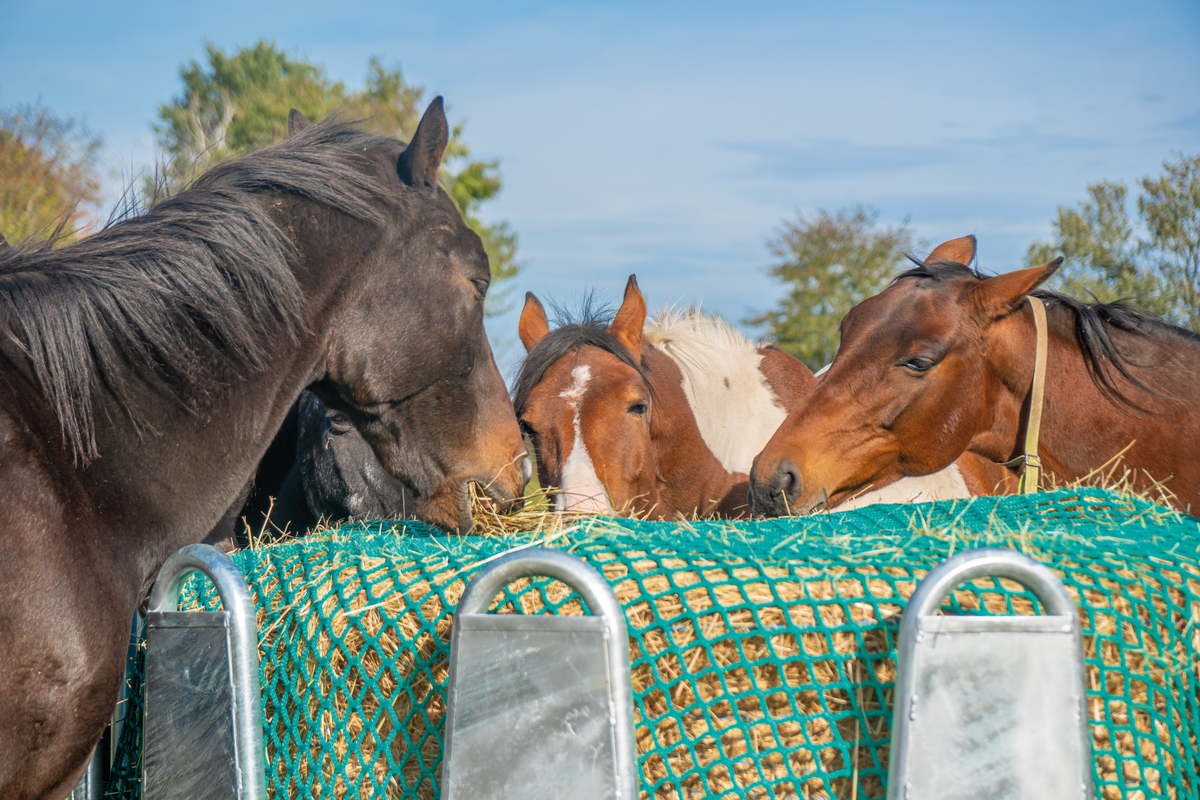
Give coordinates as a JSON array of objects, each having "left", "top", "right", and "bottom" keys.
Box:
[
  {"left": 514, "top": 276, "right": 1006, "bottom": 518},
  {"left": 0, "top": 100, "right": 529, "bottom": 799},
  {"left": 750, "top": 235, "right": 1200, "bottom": 517}
]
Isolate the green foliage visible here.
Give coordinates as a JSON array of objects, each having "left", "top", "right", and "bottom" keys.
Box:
[
  {"left": 745, "top": 206, "right": 919, "bottom": 370},
  {"left": 0, "top": 102, "right": 103, "bottom": 243},
  {"left": 1027, "top": 153, "right": 1200, "bottom": 331},
  {"left": 153, "top": 41, "right": 520, "bottom": 312},
  {"left": 1138, "top": 154, "right": 1200, "bottom": 332}
]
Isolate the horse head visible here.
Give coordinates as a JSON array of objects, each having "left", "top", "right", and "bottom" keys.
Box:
[
  {"left": 292, "top": 100, "right": 530, "bottom": 532},
  {"left": 750, "top": 235, "right": 1059, "bottom": 515},
  {"left": 515, "top": 276, "right": 663, "bottom": 515},
  {"left": 294, "top": 392, "right": 414, "bottom": 523}
]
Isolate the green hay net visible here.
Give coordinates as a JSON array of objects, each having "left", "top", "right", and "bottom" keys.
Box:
[{"left": 108, "top": 488, "right": 1200, "bottom": 799}]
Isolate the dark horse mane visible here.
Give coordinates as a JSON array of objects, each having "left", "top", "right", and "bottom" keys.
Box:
[
  {"left": 512, "top": 296, "right": 656, "bottom": 416},
  {"left": 895, "top": 256, "right": 1200, "bottom": 405},
  {"left": 0, "top": 119, "right": 394, "bottom": 463}
]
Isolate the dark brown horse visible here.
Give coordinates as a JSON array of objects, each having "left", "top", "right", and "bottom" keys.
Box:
[
  {"left": 271, "top": 391, "right": 416, "bottom": 533},
  {"left": 515, "top": 276, "right": 1007, "bottom": 518},
  {"left": 202, "top": 391, "right": 416, "bottom": 547},
  {"left": 0, "top": 100, "right": 528, "bottom": 799},
  {"left": 750, "top": 235, "right": 1200, "bottom": 516}
]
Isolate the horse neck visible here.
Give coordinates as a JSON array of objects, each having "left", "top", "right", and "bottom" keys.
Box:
[
  {"left": 980, "top": 304, "right": 1200, "bottom": 497},
  {"left": 50, "top": 204, "right": 361, "bottom": 596},
  {"left": 650, "top": 333, "right": 791, "bottom": 477},
  {"left": 642, "top": 348, "right": 741, "bottom": 518}
]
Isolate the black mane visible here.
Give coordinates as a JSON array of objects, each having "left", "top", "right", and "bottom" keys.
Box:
[
  {"left": 893, "top": 255, "right": 1200, "bottom": 405},
  {"left": 512, "top": 297, "right": 655, "bottom": 415},
  {"left": 0, "top": 119, "right": 394, "bottom": 462}
]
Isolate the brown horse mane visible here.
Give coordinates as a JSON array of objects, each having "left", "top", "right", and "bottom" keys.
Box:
[
  {"left": 512, "top": 295, "right": 657, "bottom": 417},
  {"left": 0, "top": 119, "right": 394, "bottom": 463},
  {"left": 895, "top": 256, "right": 1200, "bottom": 407}
]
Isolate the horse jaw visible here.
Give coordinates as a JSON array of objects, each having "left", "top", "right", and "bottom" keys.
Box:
[{"left": 831, "top": 463, "right": 970, "bottom": 511}]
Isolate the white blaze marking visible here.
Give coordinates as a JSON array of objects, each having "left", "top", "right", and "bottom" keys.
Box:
[
  {"left": 555, "top": 365, "right": 614, "bottom": 514},
  {"left": 833, "top": 463, "right": 971, "bottom": 511}
]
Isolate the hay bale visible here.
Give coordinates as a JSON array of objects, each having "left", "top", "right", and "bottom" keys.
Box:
[{"left": 108, "top": 488, "right": 1200, "bottom": 799}]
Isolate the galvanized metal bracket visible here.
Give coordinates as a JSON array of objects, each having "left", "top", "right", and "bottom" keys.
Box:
[
  {"left": 887, "top": 547, "right": 1093, "bottom": 800},
  {"left": 67, "top": 744, "right": 104, "bottom": 800},
  {"left": 142, "top": 544, "right": 266, "bottom": 800},
  {"left": 442, "top": 547, "right": 639, "bottom": 800}
]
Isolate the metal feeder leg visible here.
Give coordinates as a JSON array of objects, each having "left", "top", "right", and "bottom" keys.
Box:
[
  {"left": 887, "top": 547, "right": 1092, "bottom": 800},
  {"left": 441, "top": 547, "right": 639, "bottom": 800},
  {"left": 67, "top": 745, "right": 104, "bottom": 800},
  {"left": 141, "top": 544, "right": 266, "bottom": 800}
]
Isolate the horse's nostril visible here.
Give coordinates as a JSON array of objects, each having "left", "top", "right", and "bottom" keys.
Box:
[
  {"left": 778, "top": 460, "right": 803, "bottom": 503},
  {"left": 519, "top": 454, "right": 533, "bottom": 485}
]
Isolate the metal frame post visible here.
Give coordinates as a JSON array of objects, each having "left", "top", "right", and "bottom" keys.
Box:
[
  {"left": 144, "top": 544, "right": 266, "bottom": 800},
  {"left": 442, "top": 547, "right": 639, "bottom": 799},
  {"left": 887, "top": 547, "right": 1092, "bottom": 799}
]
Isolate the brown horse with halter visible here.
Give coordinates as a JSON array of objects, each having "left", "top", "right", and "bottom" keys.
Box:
[
  {"left": 0, "top": 101, "right": 528, "bottom": 799},
  {"left": 750, "top": 235, "right": 1200, "bottom": 517},
  {"left": 515, "top": 275, "right": 1011, "bottom": 519}
]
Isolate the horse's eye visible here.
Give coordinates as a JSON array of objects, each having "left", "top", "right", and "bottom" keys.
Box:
[
  {"left": 471, "top": 278, "right": 489, "bottom": 298},
  {"left": 903, "top": 357, "right": 935, "bottom": 373},
  {"left": 328, "top": 411, "right": 353, "bottom": 431},
  {"left": 519, "top": 419, "right": 536, "bottom": 438},
  {"left": 628, "top": 402, "right": 648, "bottom": 416}
]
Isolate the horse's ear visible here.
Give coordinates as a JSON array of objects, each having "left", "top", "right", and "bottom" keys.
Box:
[
  {"left": 519, "top": 292, "right": 551, "bottom": 352},
  {"left": 926, "top": 235, "right": 976, "bottom": 266},
  {"left": 397, "top": 96, "right": 449, "bottom": 190},
  {"left": 609, "top": 275, "right": 647, "bottom": 358},
  {"left": 970, "top": 259, "right": 1062, "bottom": 319},
  {"left": 287, "top": 109, "right": 313, "bottom": 138}
]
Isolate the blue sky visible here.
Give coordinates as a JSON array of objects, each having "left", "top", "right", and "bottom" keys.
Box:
[{"left": 3, "top": 0, "right": 1198, "bottom": 372}]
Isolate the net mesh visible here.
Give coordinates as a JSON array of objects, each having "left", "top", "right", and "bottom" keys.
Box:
[{"left": 107, "top": 488, "right": 1200, "bottom": 799}]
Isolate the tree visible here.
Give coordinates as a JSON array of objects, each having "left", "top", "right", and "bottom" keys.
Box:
[
  {"left": 1139, "top": 154, "right": 1200, "bottom": 332},
  {"left": 745, "top": 206, "right": 919, "bottom": 370},
  {"left": 1026, "top": 153, "right": 1200, "bottom": 331},
  {"left": 0, "top": 102, "right": 103, "bottom": 243},
  {"left": 153, "top": 41, "right": 519, "bottom": 313}
]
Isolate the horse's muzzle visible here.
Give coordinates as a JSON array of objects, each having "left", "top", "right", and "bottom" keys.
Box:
[{"left": 749, "top": 459, "right": 807, "bottom": 517}]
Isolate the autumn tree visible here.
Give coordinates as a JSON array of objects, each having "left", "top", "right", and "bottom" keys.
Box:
[
  {"left": 0, "top": 102, "right": 103, "bottom": 243},
  {"left": 745, "top": 206, "right": 919, "bottom": 370},
  {"left": 1026, "top": 152, "right": 1200, "bottom": 331},
  {"left": 153, "top": 41, "right": 520, "bottom": 313}
]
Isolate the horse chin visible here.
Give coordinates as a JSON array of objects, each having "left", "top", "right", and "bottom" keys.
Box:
[
  {"left": 412, "top": 471, "right": 526, "bottom": 533},
  {"left": 475, "top": 477, "right": 526, "bottom": 516},
  {"left": 794, "top": 487, "right": 830, "bottom": 515}
]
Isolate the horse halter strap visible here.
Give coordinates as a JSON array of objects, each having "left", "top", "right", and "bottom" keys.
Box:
[{"left": 996, "top": 296, "right": 1049, "bottom": 494}]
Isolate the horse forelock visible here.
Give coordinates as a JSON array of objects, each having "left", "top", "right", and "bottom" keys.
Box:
[
  {"left": 513, "top": 323, "right": 654, "bottom": 416},
  {"left": 893, "top": 256, "right": 987, "bottom": 285},
  {"left": 0, "top": 117, "right": 405, "bottom": 463}
]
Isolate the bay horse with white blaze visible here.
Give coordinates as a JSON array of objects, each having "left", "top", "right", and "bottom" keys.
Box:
[
  {"left": 0, "top": 100, "right": 528, "bottom": 799},
  {"left": 515, "top": 276, "right": 1008, "bottom": 518},
  {"left": 750, "top": 235, "right": 1200, "bottom": 516}
]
